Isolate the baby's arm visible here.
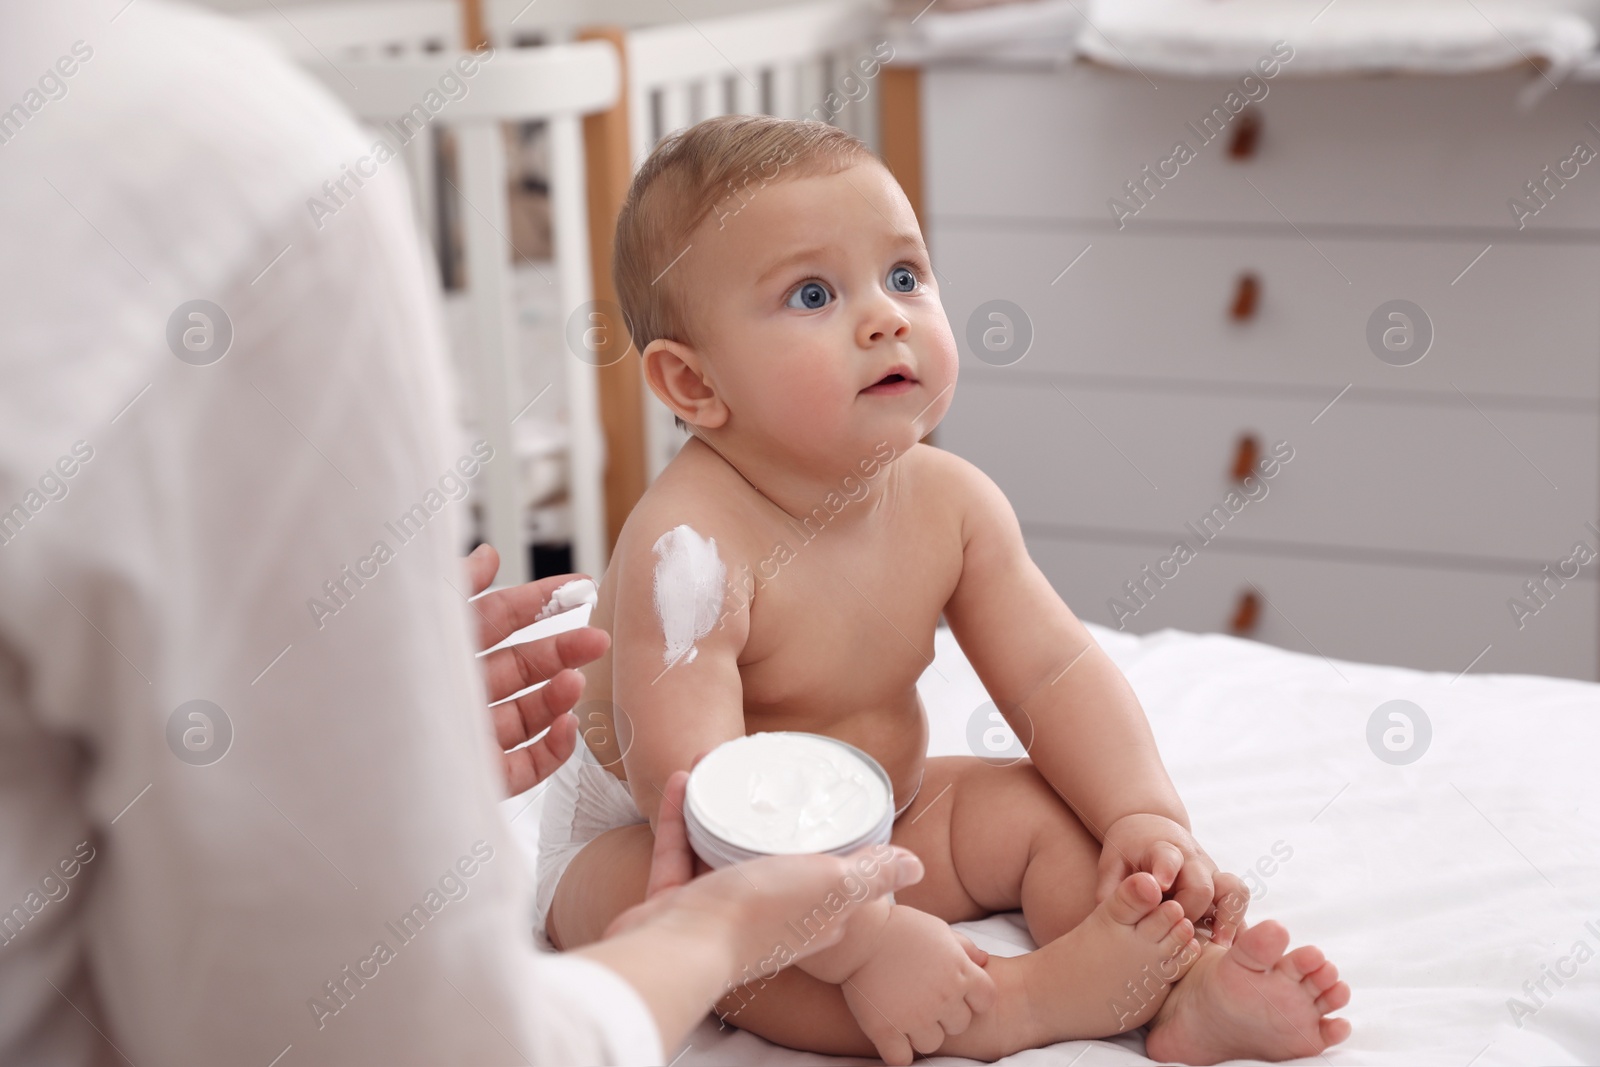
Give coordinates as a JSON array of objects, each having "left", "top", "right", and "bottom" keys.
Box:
[
  {"left": 937, "top": 453, "right": 1248, "bottom": 941},
  {"left": 610, "top": 516, "right": 750, "bottom": 826},
  {"left": 612, "top": 517, "right": 991, "bottom": 1058}
]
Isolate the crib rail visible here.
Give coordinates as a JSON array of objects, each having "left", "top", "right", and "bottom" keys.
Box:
[
  {"left": 257, "top": 24, "right": 622, "bottom": 584},
  {"left": 243, "top": 1, "right": 460, "bottom": 59}
]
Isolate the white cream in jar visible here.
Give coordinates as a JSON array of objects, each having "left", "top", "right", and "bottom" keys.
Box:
[{"left": 684, "top": 732, "right": 893, "bottom": 867}]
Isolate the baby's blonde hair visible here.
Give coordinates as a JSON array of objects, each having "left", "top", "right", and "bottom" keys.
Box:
[{"left": 613, "top": 115, "right": 874, "bottom": 425}]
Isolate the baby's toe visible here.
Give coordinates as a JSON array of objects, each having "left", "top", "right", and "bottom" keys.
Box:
[
  {"left": 1160, "top": 934, "right": 1202, "bottom": 985},
  {"left": 1156, "top": 918, "right": 1196, "bottom": 963},
  {"left": 1316, "top": 980, "right": 1351, "bottom": 1015},
  {"left": 1135, "top": 898, "right": 1187, "bottom": 942},
  {"left": 1229, "top": 919, "right": 1290, "bottom": 972},
  {"left": 1300, "top": 960, "right": 1340, "bottom": 996},
  {"left": 1280, "top": 944, "right": 1326, "bottom": 982},
  {"left": 1319, "top": 1015, "right": 1353, "bottom": 1048}
]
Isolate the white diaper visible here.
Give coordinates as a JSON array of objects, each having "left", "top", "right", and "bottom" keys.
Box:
[
  {"left": 533, "top": 736, "right": 647, "bottom": 949},
  {"left": 531, "top": 740, "right": 925, "bottom": 950}
]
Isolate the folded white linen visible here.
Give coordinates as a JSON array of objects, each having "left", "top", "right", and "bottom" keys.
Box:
[{"left": 1076, "top": 0, "right": 1597, "bottom": 78}]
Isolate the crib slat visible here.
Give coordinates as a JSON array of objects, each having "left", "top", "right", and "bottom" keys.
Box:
[
  {"left": 690, "top": 78, "right": 717, "bottom": 122},
  {"left": 835, "top": 46, "right": 881, "bottom": 147},
  {"left": 771, "top": 62, "right": 801, "bottom": 119},
  {"left": 400, "top": 127, "right": 439, "bottom": 257},
  {"left": 659, "top": 81, "right": 691, "bottom": 139},
  {"left": 854, "top": 50, "right": 881, "bottom": 152},
  {"left": 455, "top": 119, "right": 528, "bottom": 584},
  {"left": 794, "top": 55, "right": 826, "bottom": 124},
  {"left": 759, "top": 68, "right": 775, "bottom": 116},
  {"left": 730, "top": 70, "right": 759, "bottom": 116},
  {"left": 546, "top": 112, "right": 608, "bottom": 577},
  {"left": 833, "top": 49, "right": 860, "bottom": 136}
]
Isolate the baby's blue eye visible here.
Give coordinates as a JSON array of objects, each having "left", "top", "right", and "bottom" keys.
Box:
[
  {"left": 786, "top": 281, "right": 831, "bottom": 310},
  {"left": 887, "top": 265, "right": 918, "bottom": 293}
]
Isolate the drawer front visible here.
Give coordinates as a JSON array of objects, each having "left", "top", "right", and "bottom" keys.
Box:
[
  {"left": 1030, "top": 536, "right": 1599, "bottom": 681},
  {"left": 925, "top": 66, "right": 1600, "bottom": 232},
  {"left": 940, "top": 380, "right": 1600, "bottom": 564},
  {"left": 930, "top": 226, "right": 1600, "bottom": 402}
]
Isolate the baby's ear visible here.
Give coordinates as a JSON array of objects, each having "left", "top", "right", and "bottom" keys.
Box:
[{"left": 642, "top": 338, "right": 728, "bottom": 430}]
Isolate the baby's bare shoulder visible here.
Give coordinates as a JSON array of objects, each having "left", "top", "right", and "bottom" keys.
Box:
[
  {"left": 904, "top": 443, "right": 1005, "bottom": 525},
  {"left": 611, "top": 441, "right": 765, "bottom": 583}
]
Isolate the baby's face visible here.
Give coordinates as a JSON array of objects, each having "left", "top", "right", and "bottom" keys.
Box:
[{"left": 680, "top": 160, "right": 958, "bottom": 466}]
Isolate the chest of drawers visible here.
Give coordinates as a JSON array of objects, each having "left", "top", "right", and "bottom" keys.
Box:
[{"left": 922, "top": 62, "right": 1600, "bottom": 680}]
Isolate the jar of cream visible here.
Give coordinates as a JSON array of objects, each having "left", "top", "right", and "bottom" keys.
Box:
[{"left": 684, "top": 732, "right": 895, "bottom": 868}]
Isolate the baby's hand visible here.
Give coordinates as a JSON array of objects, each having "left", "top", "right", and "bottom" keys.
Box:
[
  {"left": 839, "top": 904, "right": 995, "bottom": 1066},
  {"left": 1096, "top": 812, "right": 1250, "bottom": 947}
]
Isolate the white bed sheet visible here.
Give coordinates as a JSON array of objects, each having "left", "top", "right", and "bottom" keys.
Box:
[{"left": 505, "top": 619, "right": 1600, "bottom": 1066}]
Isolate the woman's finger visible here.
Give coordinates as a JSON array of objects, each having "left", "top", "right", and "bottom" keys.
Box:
[
  {"left": 465, "top": 543, "right": 499, "bottom": 597},
  {"left": 500, "top": 713, "right": 577, "bottom": 797},
  {"left": 643, "top": 771, "right": 696, "bottom": 900},
  {"left": 491, "top": 666, "right": 585, "bottom": 750},
  {"left": 601, "top": 890, "right": 669, "bottom": 941},
  {"left": 469, "top": 572, "right": 597, "bottom": 653},
  {"left": 481, "top": 627, "right": 609, "bottom": 706}
]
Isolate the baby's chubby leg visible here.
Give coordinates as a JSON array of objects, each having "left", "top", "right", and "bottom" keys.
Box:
[
  {"left": 546, "top": 815, "right": 1192, "bottom": 1060},
  {"left": 891, "top": 755, "right": 1106, "bottom": 943},
  {"left": 545, "top": 822, "right": 656, "bottom": 950},
  {"left": 898, "top": 757, "right": 1352, "bottom": 1063},
  {"left": 547, "top": 759, "right": 1201, "bottom": 1061},
  {"left": 891, "top": 757, "right": 1206, "bottom": 1037},
  {"left": 709, "top": 872, "right": 1197, "bottom": 1060}
]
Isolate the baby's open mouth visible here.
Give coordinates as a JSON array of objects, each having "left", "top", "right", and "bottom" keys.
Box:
[{"left": 861, "top": 367, "right": 918, "bottom": 395}]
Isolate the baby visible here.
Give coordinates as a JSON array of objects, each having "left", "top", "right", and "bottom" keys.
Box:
[{"left": 535, "top": 114, "right": 1350, "bottom": 1064}]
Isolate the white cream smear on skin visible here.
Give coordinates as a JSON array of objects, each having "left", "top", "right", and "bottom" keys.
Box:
[
  {"left": 534, "top": 578, "right": 597, "bottom": 621},
  {"left": 651, "top": 524, "right": 725, "bottom": 667},
  {"left": 687, "top": 734, "right": 890, "bottom": 854}
]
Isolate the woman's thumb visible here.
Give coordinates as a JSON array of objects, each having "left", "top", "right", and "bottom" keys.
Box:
[
  {"left": 849, "top": 844, "right": 924, "bottom": 895},
  {"left": 887, "top": 846, "right": 924, "bottom": 890}
]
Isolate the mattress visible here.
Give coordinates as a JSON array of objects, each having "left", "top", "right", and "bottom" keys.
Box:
[{"left": 504, "top": 618, "right": 1600, "bottom": 1065}]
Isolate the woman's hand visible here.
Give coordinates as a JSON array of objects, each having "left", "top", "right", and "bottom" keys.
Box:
[
  {"left": 463, "top": 544, "right": 610, "bottom": 797},
  {"left": 605, "top": 770, "right": 927, "bottom": 970}
]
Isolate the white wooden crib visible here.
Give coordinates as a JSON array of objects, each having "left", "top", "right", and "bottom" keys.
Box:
[{"left": 239, "top": 0, "right": 887, "bottom": 583}]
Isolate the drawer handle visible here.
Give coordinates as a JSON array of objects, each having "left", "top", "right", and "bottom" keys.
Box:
[
  {"left": 1228, "top": 111, "right": 1262, "bottom": 160},
  {"left": 1229, "top": 273, "right": 1260, "bottom": 322},
  {"left": 1230, "top": 433, "right": 1260, "bottom": 482},
  {"left": 1229, "top": 590, "right": 1261, "bottom": 636}
]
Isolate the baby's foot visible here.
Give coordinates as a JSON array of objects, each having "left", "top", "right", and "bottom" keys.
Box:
[
  {"left": 1021, "top": 872, "right": 1202, "bottom": 1037},
  {"left": 925, "top": 873, "right": 1203, "bottom": 1060},
  {"left": 1144, "top": 920, "right": 1351, "bottom": 1065}
]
